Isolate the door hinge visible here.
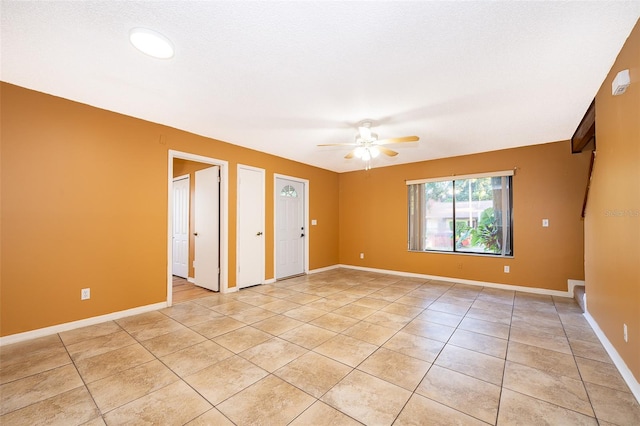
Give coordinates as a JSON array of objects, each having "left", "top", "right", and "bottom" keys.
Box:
[{"left": 218, "top": 176, "right": 221, "bottom": 183}]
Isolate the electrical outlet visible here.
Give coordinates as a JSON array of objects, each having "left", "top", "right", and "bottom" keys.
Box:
[
  {"left": 624, "top": 324, "right": 628, "bottom": 342},
  {"left": 542, "top": 219, "right": 549, "bottom": 227},
  {"left": 81, "top": 288, "right": 91, "bottom": 300},
  {"left": 504, "top": 266, "right": 510, "bottom": 273},
  {"left": 360, "top": 253, "right": 364, "bottom": 259}
]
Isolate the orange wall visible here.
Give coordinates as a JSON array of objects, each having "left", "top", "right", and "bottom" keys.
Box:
[
  {"left": 0, "top": 81, "right": 591, "bottom": 338},
  {"left": 339, "top": 141, "right": 591, "bottom": 291},
  {"left": 585, "top": 19, "right": 640, "bottom": 381},
  {"left": 0, "top": 83, "right": 339, "bottom": 336}
]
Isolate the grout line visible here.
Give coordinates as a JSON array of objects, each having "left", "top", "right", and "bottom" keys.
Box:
[
  {"left": 2, "top": 270, "right": 620, "bottom": 424},
  {"left": 58, "top": 333, "right": 105, "bottom": 423},
  {"left": 561, "top": 305, "right": 599, "bottom": 420},
  {"left": 494, "top": 286, "right": 515, "bottom": 425}
]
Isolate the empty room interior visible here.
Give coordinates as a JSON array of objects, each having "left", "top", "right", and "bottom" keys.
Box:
[{"left": 1, "top": 2, "right": 639, "bottom": 425}]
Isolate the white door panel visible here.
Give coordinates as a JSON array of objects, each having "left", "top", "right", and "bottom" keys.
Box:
[
  {"left": 237, "top": 166, "right": 265, "bottom": 289},
  {"left": 194, "top": 166, "right": 220, "bottom": 291},
  {"left": 276, "top": 178, "right": 305, "bottom": 279},
  {"left": 172, "top": 176, "right": 189, "bottom": 278}
]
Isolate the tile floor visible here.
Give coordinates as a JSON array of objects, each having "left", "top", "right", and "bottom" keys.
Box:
[
  {"left": 172, "top": 276, "right": 213, "bottom": 304},
  {"left": 1, "top": 269, "right": 639, "bottom": 425}
]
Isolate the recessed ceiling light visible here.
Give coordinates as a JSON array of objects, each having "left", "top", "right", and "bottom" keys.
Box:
[{"left": 129, "top": 28, "right": 174, "bottom": 59}]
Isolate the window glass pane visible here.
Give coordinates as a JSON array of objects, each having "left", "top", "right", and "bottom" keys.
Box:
[
  {"left": 280, "top": 185, "right": 297, "bottom": 197},
  {"left": 424, "top": 181, "right": 454, "bottom": 251},
  {"left": 454, "top": 177, "right": 509, "bottom": 254}
]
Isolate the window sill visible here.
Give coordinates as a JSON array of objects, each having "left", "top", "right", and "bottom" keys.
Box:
[{"left": 408, "top": 249, "right": 514, "bottom": 259}]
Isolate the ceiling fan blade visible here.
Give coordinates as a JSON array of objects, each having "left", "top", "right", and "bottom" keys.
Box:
[
  {"left": 378, "top": 146, "right": 398, "bottom": 157},
  {"left": 344, "top": 150, "right": 356, "bottom": 159},
  {"left": 376, "top": 136, "right": 419, "bottom": 145},
  {"left": 317, "top": 143, "right": 357, "bottom": 147}
]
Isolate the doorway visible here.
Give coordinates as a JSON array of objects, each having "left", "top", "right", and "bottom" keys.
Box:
[
  {"left": 274, "top": 175, "right": 309, "bottom": 279},
  {"left": 167, "top": 150, "right": 229, "bottom": 306},
  {"left": 172, "top": 276, "right": 212, "bottom": 303}
]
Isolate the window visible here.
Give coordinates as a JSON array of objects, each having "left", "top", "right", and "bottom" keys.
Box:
[
  {"left": 407, "top": 171, "right": 513, "bottom": 256},
  {"left": 280, "top": 185, "right": 298, "bottom": 197}
]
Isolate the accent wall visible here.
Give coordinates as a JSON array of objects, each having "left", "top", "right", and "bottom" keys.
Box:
[
  {"left": 338, "top": 141, "right": 591, "bottom": 291},
  {"left": 0, "top": 83, "right": 339, "bottom": 336},
  {"left": 585, "top": 19, "right": 640, "bottom": 382}
]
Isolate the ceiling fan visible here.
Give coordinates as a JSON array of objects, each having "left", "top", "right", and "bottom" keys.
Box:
[{"left": 318, "top": 120, "right": 419, "bottom": 170}]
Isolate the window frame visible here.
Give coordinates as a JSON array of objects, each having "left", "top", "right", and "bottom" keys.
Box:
[{"left": 407, "top": 170, "right": 514, "bottom": 257}]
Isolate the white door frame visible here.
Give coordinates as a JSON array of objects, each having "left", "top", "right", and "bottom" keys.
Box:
[
  {"left": 237, "top": 164, "right": 265, "bottom": 288},
  {"left": 167, "top": 150, "right": 230, "bottom": 307},
  {"left": 273, "top": 174, "right": 309, "bottom": 279}
]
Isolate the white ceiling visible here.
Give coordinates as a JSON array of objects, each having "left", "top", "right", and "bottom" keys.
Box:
[{"left": 2, "top": 1, "right": 639, "bottom": 173}]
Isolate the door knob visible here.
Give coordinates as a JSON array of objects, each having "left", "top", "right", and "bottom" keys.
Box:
[
  {"left": 193, "top": 232, "right": 198, "bottom": 236},
  {"left": 256, "top": 232, "right": 263, "bottom": 236},
  {"left": 301, "top": 233, "right": 305, "bottom": 237}
]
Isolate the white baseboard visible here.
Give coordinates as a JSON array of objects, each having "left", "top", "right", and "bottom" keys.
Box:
[
  {"left": 338, "top": 264, "right": 573, "bottom": 297},
  {"left": 303, "top": 263, "right": 573, "bottom": 298},
  {"left": 187, "top": 277, "right": 195, "bottom": 283},
  {"left": 584, "top": 310, "right": 640, "bottom": 403},
  {"left": 308, "top": 264, "right": 340, "bottom": 274},
  {"left": 0, "top": 265, "right": 579, "bottom": 346},
  {"left": 568, "top": 279, "right": 585, "bottom": 297},
  {"left": 0, "top": 302, "right": 167, "bottom": 347},
  {"left": 260, "top": 267, "right": 335, "bottom": 285}
]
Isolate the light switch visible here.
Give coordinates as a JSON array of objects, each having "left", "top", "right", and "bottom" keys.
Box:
[
  {"left": 311, "top": 219, "right": 317, "bottom": 225},
  {"left": 542, "top": 219, "right": 549, "bottom": 227}
]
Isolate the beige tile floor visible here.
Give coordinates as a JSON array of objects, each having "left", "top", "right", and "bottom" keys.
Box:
[{"left": 1, "top": 269, "right": 639, "bottom": 425}]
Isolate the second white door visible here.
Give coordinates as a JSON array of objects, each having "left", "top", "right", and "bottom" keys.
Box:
[
  {"left": 172, "top": 176, "right": 190, "bottom": 278},
  {"left": 275, "top": 178, "right": 305, "bottom": 279},
  {"left": 237, "top": 166, "right": 265, "bottom": 289},
  {"left": 194, "top": 166, "right": 220, "bottom": 291}
]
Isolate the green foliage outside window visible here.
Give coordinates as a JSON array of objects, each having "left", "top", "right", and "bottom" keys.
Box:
[{"left": 470, "top": 208, "right": 501, "bottom": 253}]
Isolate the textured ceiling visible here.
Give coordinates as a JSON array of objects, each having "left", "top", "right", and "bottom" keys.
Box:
[{"left": 2, "top": 1, "right": 639, "bottom": 172}]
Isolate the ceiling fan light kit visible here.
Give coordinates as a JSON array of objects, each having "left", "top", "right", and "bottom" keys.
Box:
[
  {"left": 317, "top": 120, "right": 419, "bottom": 170},
  {"left": 354, "top": 146, "right": 380, "bottom": 160}
]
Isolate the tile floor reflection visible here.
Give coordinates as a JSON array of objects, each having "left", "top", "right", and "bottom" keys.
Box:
[{"left": 1, "top": 269, "right": 639, "bottom": 425}]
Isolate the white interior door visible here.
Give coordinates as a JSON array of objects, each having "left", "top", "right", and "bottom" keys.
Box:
[
  {"left": 194, "top": 166, "right": 220, "bottom": 291},
  {"left": 237, "top": 166, "right": 265, "bottom": 289},
  {"left": 276, "top": 178, "right": 305, "bottom": 279},
  {"left": 172, "top": 176, "right": 189, "bottom": 278}
]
